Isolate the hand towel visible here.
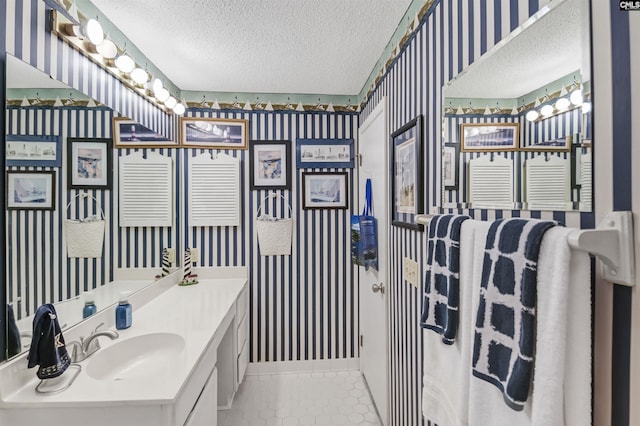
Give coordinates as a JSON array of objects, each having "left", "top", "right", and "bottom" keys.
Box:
[
  {"left": 472, "top": 218, "right": 557, "bottom": 410},
  {"left": 421, "top": 219, "right": 486, "bottom": 426},
  {"left": 420, "top": 214, "right": 470, "bottom": 344},
  {"left": 27, "top": 304, "right": 71, "bottom": 379}
]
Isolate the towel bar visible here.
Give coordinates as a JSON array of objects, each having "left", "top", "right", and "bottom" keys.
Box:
[
  {"left": 568, "top": 211, "right": 635, "bottom": 287},
  {"left": 415, "top": 214, "right": 435, "bottom": 225}
]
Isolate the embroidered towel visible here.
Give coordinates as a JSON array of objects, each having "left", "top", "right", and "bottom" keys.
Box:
[
  {"left": 420, "top": 214, "right": 470, "bottom": 344},
  {"left": 27, "top": 304, "right": 71, "bottom": 379},
  {"left": 471, "top": 218, "right": 557, "bottom": 410}
]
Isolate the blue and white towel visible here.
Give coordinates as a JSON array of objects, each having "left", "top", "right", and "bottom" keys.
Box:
[
  {"left": 420, "top": 214, "right": 469, "bottom": 344},
  {"left": 471, "top": 218, "right": 558, "bottom": 410}
]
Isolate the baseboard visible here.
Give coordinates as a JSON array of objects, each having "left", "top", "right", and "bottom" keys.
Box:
[{"left": 246, "top": 357, "right": 360, "bottom": 376}]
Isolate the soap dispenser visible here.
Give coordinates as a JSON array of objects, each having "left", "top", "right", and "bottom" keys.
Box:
[
  {"left": 82, "top": 291, "right": 97, "bottom": 319},
  {"left": 115, "top": 291, "right": 132, "bottom": 330}
]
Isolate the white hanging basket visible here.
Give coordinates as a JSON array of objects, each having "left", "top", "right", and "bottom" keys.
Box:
[
  {"left": 256, "top": 195, "right": 293, "bottom": 256},
  {"left": 64, "top": 194, "right": 105, "bottom": 258}
]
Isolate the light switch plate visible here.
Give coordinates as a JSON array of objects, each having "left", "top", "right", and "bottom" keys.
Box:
[{"left": 403, "top": 257, "right": 419, "bottom": 288}]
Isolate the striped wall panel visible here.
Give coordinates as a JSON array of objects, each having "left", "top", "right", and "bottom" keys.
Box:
[
  {"left": 181, "top": 109, "right": 359, "bottom": 364},
  {"left": 6, "top": 0, "right": 173, "bottom": 138},
  {"left": 357, "top": 0, "right": 602, "bottom": 424}
]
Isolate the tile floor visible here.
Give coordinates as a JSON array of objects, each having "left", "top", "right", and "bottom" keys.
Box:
[{"left": 218, "top": 370, "right": 382, "bottom": 426}]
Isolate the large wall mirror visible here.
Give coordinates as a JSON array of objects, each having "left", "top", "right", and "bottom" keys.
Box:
[
  {"left": 3, "top": 54, "right": 174, "bottom": 362},
  {"left": 441, "top": 0, "right": 592, "bottom": 212}
]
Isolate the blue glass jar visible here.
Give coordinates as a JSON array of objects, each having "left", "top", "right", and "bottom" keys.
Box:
[
  {"left": 82, "top": 292, "right": 97, "bottom": 319},
  {"left": 115, "top": 291, "right": 132, "bottom": 330}
]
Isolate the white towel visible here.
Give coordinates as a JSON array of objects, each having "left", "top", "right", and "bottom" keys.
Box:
[
  {"left": 422, "top": 219, "right": 488, "bottom": 426},
  {"left": 532, "top": 226, "right": 592, "bottom": 426},
  {"left": 467, "top": 226, "right": 592, "bottom": 426}
]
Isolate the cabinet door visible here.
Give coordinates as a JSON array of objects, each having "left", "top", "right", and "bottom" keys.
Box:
[{"left": 184, "top": 367, "right": 218, "bottom": 426}]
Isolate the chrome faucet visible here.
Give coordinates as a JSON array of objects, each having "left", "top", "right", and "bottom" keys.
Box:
[{"left": 68, "top": 323, "right": 119, "bottom": 362}]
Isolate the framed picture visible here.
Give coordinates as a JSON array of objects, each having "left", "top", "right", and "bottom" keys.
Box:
[
  {"left": 460, "top": 123, "right": 519, "bottom": 152},
  {"left": 521, "top": 134, "right": 572, "bottom": 152},
  {"left": 6, "top": 135, "right": 61, "bottom": 167},
  {"left": 391, "top": 115, "right": 424, "bottom": 231},
  {"left": 6, "top": 170, "right": 56, "bottom": 210},
  {"left": 302, "top": 171, "right": 349, "bottom": 209},
  {"left": 113, "top": 117, "right": 178, "bottom": 148},
  {"left": 249, "top": 140, "right": 291, "bottom": 190},
  {"left": 180, "top": 117, "right": 248, "bottom": 149},
  {"left": 296, "top": 139, "right": 354, "bottom": 168},
  {"left": 443, "top": 143, "right": 459, "bottom": 190},
  {"left": 67, "top": 138, "right": 112, "bottom": 190}
]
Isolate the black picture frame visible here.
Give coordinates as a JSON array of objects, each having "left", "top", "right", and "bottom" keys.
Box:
[
  {"left": 6, "top": 170, "right": 56, "bottom": 210},
  {"left": 391, "top": 115, "right": 424, "bottom": 231},
  {"left": 249, "top": 140, "right": 292, "bottom": 191},
  {"left": 67, "top": 138, "right": 113, "bottom": 190},
  {"left": 443, "top": 143, "right": 460, "bottom": 190},
  {"left": 301, "top": 171, "right": 349, "bottom": 209}
]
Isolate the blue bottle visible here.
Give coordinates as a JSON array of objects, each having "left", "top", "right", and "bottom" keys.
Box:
[
  {"left": 82, "top": 292, "right": 97, "bottom": 319},
  {"left": 115, "top": 291, "right": 132, "bottom": 330}
]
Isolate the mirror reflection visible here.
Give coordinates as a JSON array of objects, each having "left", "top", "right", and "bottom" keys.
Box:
[
  {"left": 5, "top": 54, "right": 165, "bottom": 360},
  {"left": 441, "top": 0, "right": 592, "bottom": 212}
]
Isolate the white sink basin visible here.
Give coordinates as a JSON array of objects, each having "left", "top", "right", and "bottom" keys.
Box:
[{"left": 85, "top": 333, "right": 186, "bottom": 381}]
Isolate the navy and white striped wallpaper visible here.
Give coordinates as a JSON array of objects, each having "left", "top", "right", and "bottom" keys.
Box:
[
  {"left": 359, "top": 0, "right": 601, "bottom": 424},
  {"left": 181, "top": 109, "right": 359, "bottom": 363}
]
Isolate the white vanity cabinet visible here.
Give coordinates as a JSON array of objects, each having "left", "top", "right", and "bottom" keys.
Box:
[
  {"left": 184, "top": 367, "right": 218, "bottom": 426},
  {"left": 0, "top": 269, "right": 249, "bottom": 426},
  {"left": 218, "top": 284, "right": 249, "bottom": 410},
  {"left": 236, "top": 286, "right": 249, "bottom": 386}
]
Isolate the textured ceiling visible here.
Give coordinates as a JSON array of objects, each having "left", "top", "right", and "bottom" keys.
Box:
[
  {"left": 444, "top": 0, "right": 589, "bottom": 100},
  {"left": 90, "top": 0, "right": 414, "bottom": 96}
]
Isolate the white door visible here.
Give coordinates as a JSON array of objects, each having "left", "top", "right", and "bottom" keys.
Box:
[{"left": 358, "top": 98, "right": 389, "bottom": 425}]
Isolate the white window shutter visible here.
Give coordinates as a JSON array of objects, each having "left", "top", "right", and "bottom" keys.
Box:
[
  {"left": 524, "top": 154, "right": 571, "bottom": 210},
  {"left": 189, "top": 152, "right": 240, "bottom": 227},
  {"left": 468, "top": 155, "right": 514, "bottom": 209},
  {"left": 119, "top": 152, "right": 173, "bottom": 227}
]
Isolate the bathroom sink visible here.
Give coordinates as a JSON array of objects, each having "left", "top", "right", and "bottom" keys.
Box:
[{"left": 84, "top": 332, "right": 186, "bottom": 381}]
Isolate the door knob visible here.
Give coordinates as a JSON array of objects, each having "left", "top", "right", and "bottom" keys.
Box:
[{"left": 371, "top": 283, "right": 385, "bottom": 294}]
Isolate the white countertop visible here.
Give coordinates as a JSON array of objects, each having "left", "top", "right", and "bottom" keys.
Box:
[{"left": 1, "top": 270, "right": 247, "bottom": 408}]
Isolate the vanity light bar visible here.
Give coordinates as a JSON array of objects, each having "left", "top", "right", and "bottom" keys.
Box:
[{"left": 50, "top": 10, "right": 186, "bottom": 115}]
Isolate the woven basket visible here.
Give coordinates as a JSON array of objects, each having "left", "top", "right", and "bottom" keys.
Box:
[
  {"left": 256, "top": 195, "right": 293, "bottom": 256},
  {"left": 64, "top": 195, "right": 105, "bottom": 258}
]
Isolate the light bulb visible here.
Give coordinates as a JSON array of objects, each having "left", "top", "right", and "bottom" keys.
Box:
[
  {"left": 570, "top": 89, "right": 583, "bottom": 106},
  {"left": 541, "top": 104, "right": 554, "bottom": 117},
  {"left": 582, "top": 102, "right": 592, "bottom": 114},
  {"left": 155, "top": 87, "right": 170, "bottom": 102},
  {"left": 95, "top": 39, "right": 117, "bottom": 59},
  {"left": 115, "top": 54, "right": 135, "bottom": 73},
  {"left": 526, "top": 110, "right": 539, "bottom": 122},
  {"left": 150, "top": 78, "right": 163, "bottom": 94},
  {"left": 83, "top": 19, "right": 104, "bottom": 45},
  {"left": 173, "top": 103, "right": 186, "bottom": 115},
  {"left": 165, "top": 96, "right": 177, "bottom": 109},
  {"left": 130, "top": 68, "right": 149, "bottom": 85},
  {"left": 555, "top": 97, "right": 570, "bottom": 111}
]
